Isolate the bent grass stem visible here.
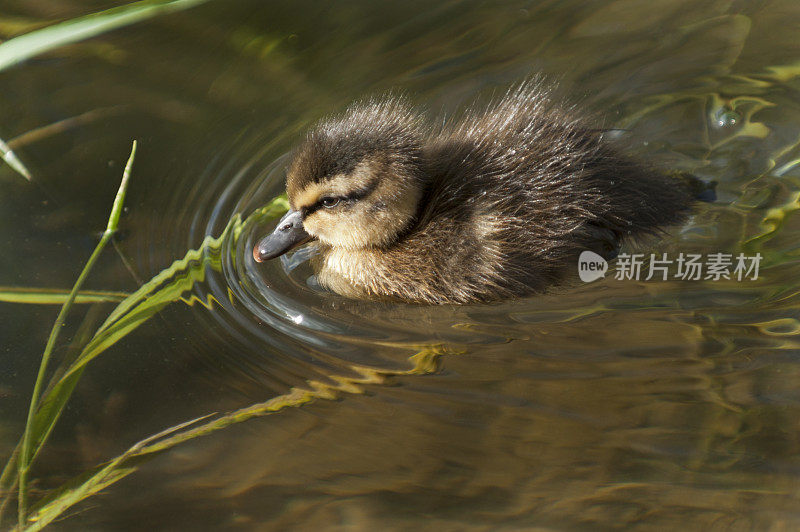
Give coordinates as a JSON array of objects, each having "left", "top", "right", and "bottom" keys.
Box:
[{"left": 16, "top": 141, "right": 137, "bottom": 527}]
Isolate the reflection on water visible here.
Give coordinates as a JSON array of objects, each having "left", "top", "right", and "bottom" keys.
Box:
[{"left": 1, "top": 0, "right": 800, "bottom": 529}]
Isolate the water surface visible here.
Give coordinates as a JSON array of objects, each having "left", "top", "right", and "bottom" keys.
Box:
[{"left": 1, "top": 0, "right": 800, "bottom": 529}]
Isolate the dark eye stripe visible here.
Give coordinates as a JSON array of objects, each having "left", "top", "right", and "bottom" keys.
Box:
[
  {"left": 344, "top": 176, "right": 381, "bottom": 201},
  {"left": 303, "top": 177, "right": 380, "bottom": 216}
]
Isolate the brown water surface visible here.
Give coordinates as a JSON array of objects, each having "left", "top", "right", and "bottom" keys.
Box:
[{"left": 1, "top": 0, "right": 800, "bottom": 530}]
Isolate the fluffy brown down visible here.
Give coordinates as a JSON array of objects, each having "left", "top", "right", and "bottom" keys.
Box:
[{"left": 282, "top": 82, "right": 696, "bottom": 304}]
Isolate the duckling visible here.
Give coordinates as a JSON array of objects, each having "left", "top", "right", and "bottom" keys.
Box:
[{"left": 253, "top": 82, "right": 707, "bottom": 304}]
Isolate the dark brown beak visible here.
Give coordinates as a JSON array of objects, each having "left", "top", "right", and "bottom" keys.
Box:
[{"left": 253, "top": 209, "right": 312, "bottom": 262}]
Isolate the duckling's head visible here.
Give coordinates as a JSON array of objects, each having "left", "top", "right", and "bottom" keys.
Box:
[{"left": 254, "top": 98, "right": 425, "bottom": 262}]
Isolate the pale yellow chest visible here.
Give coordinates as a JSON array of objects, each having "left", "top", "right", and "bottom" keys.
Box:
[{"left": 313, "top": 247, "right": 382, "bottom": 299}]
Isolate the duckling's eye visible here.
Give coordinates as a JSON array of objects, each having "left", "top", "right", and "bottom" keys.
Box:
[{"left": 321, "top": 197, "right": 340, "bottom": 208}]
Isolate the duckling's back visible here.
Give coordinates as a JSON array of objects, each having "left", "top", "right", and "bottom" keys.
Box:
[{"left": 376, "top": 83, "right": 698, "bottom": 303}]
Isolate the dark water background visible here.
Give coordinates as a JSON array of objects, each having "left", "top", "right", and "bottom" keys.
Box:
[{"left": 2, "top": 0, "right": 800, "bottom": 529}]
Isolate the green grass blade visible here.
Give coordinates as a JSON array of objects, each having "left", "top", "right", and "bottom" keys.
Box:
[
  {"left": 0, "top": 0, "right": 211, "bottom": 179},
  {"left": 96, "top": 222, "right": 234, "bottom": 335},
  {"left": 24, "top": 194, "right": 288, "bottom": 467},
  {"left": 24, "top": 348, "right": 454, "bottom": 531},
  {"left": 0, "top": 445, "right": 19, "bottom": 524},
  {"left": 0, "top": 0, "right": 212, "bottom": 73},
  {"left": 94, "top": 194, "right": 287, "bottom": 335},
  {"left": 3, "top": 193, "right": 288, "bottom": 528},
  {"left": 0, "top": 136, "right": 32, "bottom": 181},
  {"left": 21, "top": 213, "right": 241, "bottom": 493},
  {"left": 16, "top": 141, "right": 136, "bottom": 527},
  {"left": 21, "top": 412, "right": 215, "bottom": 532},
  {"left": 0, "top": 288, "right": 129, "bottom": 305}
]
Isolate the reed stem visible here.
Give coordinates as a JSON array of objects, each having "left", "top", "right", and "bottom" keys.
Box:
[{"left": 16, "top": 141, "right": 137, "bottom": 528}]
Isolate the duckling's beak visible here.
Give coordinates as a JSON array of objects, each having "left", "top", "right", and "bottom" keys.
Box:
[{"left": 253, "top": 209, "right": 312, "bottom": 262}]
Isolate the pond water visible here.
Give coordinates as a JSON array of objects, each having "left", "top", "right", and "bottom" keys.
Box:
[{"left": 2, "top": 0, "right": 800, "bottom": 529}]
